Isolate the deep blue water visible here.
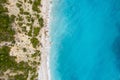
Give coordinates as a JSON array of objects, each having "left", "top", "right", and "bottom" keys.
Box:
[{"left": 50, "top": 0, "right": 120, "bottom": 80}]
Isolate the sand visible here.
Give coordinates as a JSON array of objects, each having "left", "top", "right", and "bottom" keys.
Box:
[{"left": 38, "top": 0, "right": 52, "bottom": 80}]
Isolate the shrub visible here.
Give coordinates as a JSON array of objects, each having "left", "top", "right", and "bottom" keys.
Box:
[
  {"left": 0, "top": 46, "right": 16, "bottom": 71},
  {"left": 0, "top": 14, "right": 15, "bottom": 42},
  {"left": 32, "top": 0, "right": 41, "bottom": 13},
  {"left": 0, "top": 0, "right": 7, "bottom": 3},
  {"left": 30, "top": 37, "right": 39, "bottom": 48},
  {"left": 33, "top": 27, "right": 40, "bottom": 37},
  {"left": 0, "top": 5, "right": 8, "bottom": 13},
  {"left": 38, "top": 18, "right": 44, "bottom": 27}
]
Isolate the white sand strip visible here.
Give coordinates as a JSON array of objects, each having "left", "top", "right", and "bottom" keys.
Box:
[{"left": 38, "top": 0, "right": 52, "bottom": 80}]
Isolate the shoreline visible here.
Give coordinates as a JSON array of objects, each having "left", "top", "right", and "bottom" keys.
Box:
[{"left": 38, "top": 0, "right": 52, "bottom": 80}]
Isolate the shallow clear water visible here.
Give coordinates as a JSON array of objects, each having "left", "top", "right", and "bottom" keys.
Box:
[{"left": 50, "top": 0, "right": 120, "bottom": 80}]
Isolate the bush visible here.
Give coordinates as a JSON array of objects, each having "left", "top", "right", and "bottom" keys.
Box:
[
  {"left": 0, "top": 46, "right": 16, "bottom": 71},
  {"left": 0, "top": 14, "right": 15, "bottom": 42},
  {"left": 32, "top": 0, "right": 41, "bottom": 13},
  {"left": 23, "top": 48, "right": 27, "bottom": 52},
  {"left": 0, "top": 2, "right": 15, "bottom": 42},
  {"left": 14, "top": 74, "right": 27, "bottom": 80},
  {"left": 10, "top": 15, "right": 16, "bottom": 21},
  {"left": 0, "top": 0, "right": 7, "bottom": 3},
  {"left": 16, "top": 3, "right": 22, "bottom": 8},
  {"left": 0, "top": 5, "right": 8, "bottom": 13},
  {"left": 28, "top": 26, "right": 33, "bottom": 36},
  {"left": 38, "top": 18, "right": 44, "bottom": 27},
  {"left": 30, "top": 37, "right": 39, "bottom": 48},
  {"left": 32, "top": 50, "right": 40, "bottom": 57},
  {"left": 33, "top": 27, "right": 40, "bottom": 37},
  {"left": 0, "top": 46, "right": 33, "bottom": 79}
]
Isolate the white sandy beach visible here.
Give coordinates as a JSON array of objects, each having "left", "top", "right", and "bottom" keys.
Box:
[{"left": 38, "top": 0, "right": 52, "bottom": 80}]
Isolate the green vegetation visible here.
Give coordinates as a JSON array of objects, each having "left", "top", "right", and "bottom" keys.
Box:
[
  {"left": 0, "top": 1, "right": 15, "bottom": 42},
  {"left": 0, "top": 46, "right": 37, "bottom": 79},
  {"left": 16, "top": 3, "right": 22, "bottom": 8},
  {"left": 14, "top": 74, "right": 27, "bottom": 80},
  {"left": 19, "top": 7, "right": 24, "bottom": 14},
  {"left": 26, "top": 15, "right": 31, "bottom": 22},
  {"left": 28, "top": 0, "right": 33, "bottom": 4},
  {"left": 0, "top": 0, "right": 7, "bottom": 3},
  {"left": 38, "top": 17, "right": 44, "bottom": 27},
  {"left": 23, "top": 48, "right": 27, "bottom": 52},
  {"left": 24, "top": 0, "right": 27, "bottom": 3},
  {"left": 28, "top": 26, "right": 33, "bottom": 36},
  {"left": 0, "top": 1, "right": 39, "bottom": 79},
  {"left": 0, "top": 5, "right": 8, "bottom": 13},
  {"left": 23, "top": 11, "right": 30, "bottom": 15},
  {"left": 11, "top": 15, "right": 16, "bottom": 21},
  {"left": 0, "top": 46, "right": 32, "bottom": 79},
  {"left": 33, "top": 27, "right": 40, "bottom": 37},
  {"left": 0, "top": 0, "right": 42, "bottom": 79},
  {"left": 22, "top": 26, "right": 27, "bottom": 32},
  {"left": 0, "top": 46, "right": 31, "bottom": 73},
  {"left": 30, "top": 73, "right": 38, "bottom": 80},
  {"left": 16, "top": 3, "right": 30, "bottom": 16},
  {"left": 30, "top": 37, "right": 39, "bottom": 48},
  {"left": 32, "top": 0, "right": 41, "bottom": 13},
  {"left": 32, "top": 50, "right": 40, "bottom": 57},
  {"left": 18, "top": 15, "right": 24, "bottom": 21},
  {"left": 0, "top": 46, "right": 16, "bottom": 71},
  {"left": 18, "top": 22, "right": 23, "bottom": 27}
]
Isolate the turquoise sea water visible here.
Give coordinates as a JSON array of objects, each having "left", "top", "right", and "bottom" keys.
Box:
[{"left": 50, "top": 0, "right": 120, "bottom": 80}]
